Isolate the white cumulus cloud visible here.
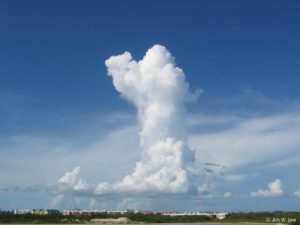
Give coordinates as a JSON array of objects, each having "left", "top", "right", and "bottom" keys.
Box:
[
  {"left": 224, "top": 192, "right": 231, "bottom": 198},
  {"left": 58, "top": 166, "right": 80, "bottom": 186},
  {"left": 52, "top": 167, "right": 89, "bottom": 204},
  {"left": 251, "top": 179, "right": 283, "bottom": 197},
  {"left": 197, "top": 183, "right": 214, "bottom": 198},
  {"left": 101, "top": 44, "right": 197, "bottom": 194},
  {"left": 52, "top": 45, "right": 201, "bottom": 204},
  {"left": 294, "top": 191, "right": 300, "bottom": 198}
]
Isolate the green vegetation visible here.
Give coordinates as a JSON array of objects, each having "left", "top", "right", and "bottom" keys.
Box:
[
  {"left": 126, "top": 212, "right": 212, "bottom": 223},
  {"left": 0, "top": 211, "right": 212, "bottom": 224},
  {"left": 0, "top": 212, "right": 63, "bottom": 223},
  {"left": 0, "top": 211, "right": 300, "bottom": 224},
  {"left": 223, "top": 212, "right": 300, "bottom": 225}
]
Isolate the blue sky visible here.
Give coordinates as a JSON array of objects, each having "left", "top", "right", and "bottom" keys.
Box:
[{"left": 1, "top": 0, "right": 300, "bottom": 211}]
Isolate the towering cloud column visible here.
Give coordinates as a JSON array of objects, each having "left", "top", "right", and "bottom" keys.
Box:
[{"left": 105, "top": 45, "right": 196, "bottom": 194}]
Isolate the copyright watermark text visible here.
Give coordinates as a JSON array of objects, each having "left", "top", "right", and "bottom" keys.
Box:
[{"left": 265, "top": 217, "right": 297, "bottom": 223}]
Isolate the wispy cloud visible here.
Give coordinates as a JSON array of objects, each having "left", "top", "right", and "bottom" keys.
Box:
[
  {"left": 186, "top": 113, "right": 242, "bottom": 127},
  {"left": 189, "top": 112, "right": 300, "bottom": 168},
  {"left": 222, "top": 174, "right": 247, "bottom": 182}
]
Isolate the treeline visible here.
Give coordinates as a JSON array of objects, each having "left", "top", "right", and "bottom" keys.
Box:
[
  {"left": 0, "top": 211, "right": 212, "bottom": 223},
  {"left": 223, "top": 211, "right": 300, "bottom": 225},
  {"left": 0, "top": 211, "right": 300, "bottom": 224},
  {"left": 126, "top": 212, "right": 212, "bottom": 223},
  {"left": 0, "top": 211, "right": 64, "bottom": 223}
]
